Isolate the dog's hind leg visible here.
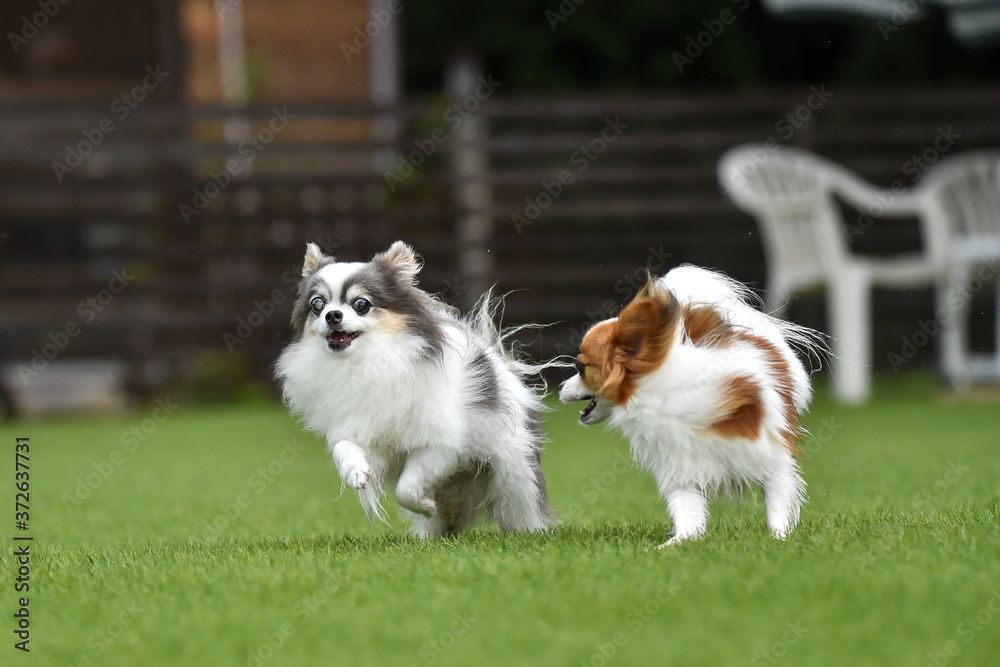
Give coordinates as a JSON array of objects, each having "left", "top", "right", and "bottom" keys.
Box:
[
  {"left": 408, "top": 513, "right": 448, "bottom": 538},
  {"left": 433, "top": 466, "right": 490, "bottom": 536},
  {"left": 763, "top": 453, "right": 805, "bottom": 539},
  {"left": 396, "top": 447, "right": 461, "bottom": 518},
  {"left": 486, "top": 447, "right": 554, "bottom": 533}
]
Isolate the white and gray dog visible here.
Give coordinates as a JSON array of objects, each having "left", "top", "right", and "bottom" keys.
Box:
[{"left": 276, "top": 241, "right": 555, "bottom": 537}]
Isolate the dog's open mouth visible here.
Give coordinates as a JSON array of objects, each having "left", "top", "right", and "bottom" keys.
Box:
[
  {"left": 327, "top": 330, "right": 360, "bottom": 351},
  {"left": 580, "top": 397, "right": 599, "bottom": 421}
]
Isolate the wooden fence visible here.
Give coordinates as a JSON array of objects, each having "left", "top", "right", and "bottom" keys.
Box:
[{"left": 1, "top": 86, "right": 999, "bottom": 413}]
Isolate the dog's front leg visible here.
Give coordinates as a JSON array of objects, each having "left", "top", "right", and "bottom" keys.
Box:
[
  {"left": 657, "top": 486, "right": 709, "bottom": 548},
  {"left": 395, "top": 447, "right": 461, "bottom": 517},
  {"left": 329, "top": 439, "right": 372, "bottom": 490}
]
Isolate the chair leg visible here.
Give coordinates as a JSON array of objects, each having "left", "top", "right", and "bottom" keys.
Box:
[
  {"left": 829, "top": 265, "right": 871, "bottom": 404},
  {"left": 994, "top": 273, "right": 1000, "bottom": 380},
  {"left": 939, "top": 266, "right": 971, "bottom": 389}
]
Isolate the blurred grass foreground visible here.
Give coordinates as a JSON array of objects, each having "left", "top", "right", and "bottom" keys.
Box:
[{"left": 1, "top": 374, "right": 998, "bottom": 666}]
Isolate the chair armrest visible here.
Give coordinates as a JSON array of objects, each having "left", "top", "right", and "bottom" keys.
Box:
[
  {"left": 834, "top": 173, "right": 928, "bottom": 218},
  {"left": 835, "top": 175, "right": 950, "bottom": 268}
]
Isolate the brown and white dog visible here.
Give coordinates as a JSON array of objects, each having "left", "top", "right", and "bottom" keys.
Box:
[{"left": 559, "top": 265, "right": 824, "bottom": 546}]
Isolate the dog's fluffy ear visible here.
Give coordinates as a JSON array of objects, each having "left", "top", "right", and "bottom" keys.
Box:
[
  {"left": 302, "top": 242, "right": 334, "bottom": 278},
  {"left": 376, "top": 240, "right": 422, "bottom": 284},
  {"left": 600, "top": 281, "right": 680, "bottom": 404}
]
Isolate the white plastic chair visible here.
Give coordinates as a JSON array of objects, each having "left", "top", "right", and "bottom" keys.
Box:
[
  {"left": 717, "top": 144, "right": 949, "bottom": 404},
  {"left": 915, "top": 152, "right": 1000, "bottom": 387}
]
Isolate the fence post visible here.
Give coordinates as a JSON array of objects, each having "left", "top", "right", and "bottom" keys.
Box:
[{"left": 446, "top": 56, "right": 495, "bottom": 311}]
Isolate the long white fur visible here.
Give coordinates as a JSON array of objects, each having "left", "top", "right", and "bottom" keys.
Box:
[
  {"left": 560, "top": 264, "right": 825, "bottom": 546},
  {"left": 276, "top": 256, "right": 554, "bottom": 537}
]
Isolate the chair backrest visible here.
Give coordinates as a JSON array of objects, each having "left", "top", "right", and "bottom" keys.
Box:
[
  {"left": 917, "top": 151, "right": 1000, "bottom": 242},
  {"left": 717, "top": 144, "right": 855, "bottom": 292}
]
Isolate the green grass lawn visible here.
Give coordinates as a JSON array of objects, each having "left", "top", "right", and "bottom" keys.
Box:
[{"left": 2, "top": 375, "right": 999, "bottom": 666}]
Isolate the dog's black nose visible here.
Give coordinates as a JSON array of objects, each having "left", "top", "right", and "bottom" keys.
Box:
[{"left": 326, "top": 310, "right": 343, "bottom": 323}]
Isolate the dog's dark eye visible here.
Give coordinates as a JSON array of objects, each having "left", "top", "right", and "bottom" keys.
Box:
[
  {"left": 575, "top": 359, "right": 586, "bottom": 376},
  {"left": 309, "top": 296, "right": 325, "bottom": 314},
  {"left": 352, "top": 297, "right": 372, "bottom": 315}
]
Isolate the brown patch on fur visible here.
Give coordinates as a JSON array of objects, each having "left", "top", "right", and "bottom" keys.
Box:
[
  {"left": 380, "top": 311, "right": 409, "bottom": 335},
  {"left": 680, "top": 305, "right": 800, "bottom": 452},
  {"left": 600, "top": 279, "right": 681, "bottom": 405},
  {"left": 680, "top": 303, "right": 769, "bottom": 442},
  {"left": 734, "top": 330, "right": 801, "bottom": 456},
  {"left": 577, "top": 320, "right": 615, "bottom": 394},
  {"left": 710, "top": 375, "right": 764, "bottom": 441},
  {"left": 682, "top": 305, "right": 733, "bottom": 348}
]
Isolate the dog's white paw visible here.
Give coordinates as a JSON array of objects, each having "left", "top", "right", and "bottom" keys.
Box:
[
  {"left": 330, "top": 441, "right": 374, "bottom": 492},
  {"left": 343, "top": 465, "right": 372, "bottom": 491},
  {"left": 655, "top": 533, "right": 702, "bottom": 549}
]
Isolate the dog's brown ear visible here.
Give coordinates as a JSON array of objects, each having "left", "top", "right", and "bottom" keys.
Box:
[
  {"left": 601, "top": 284, "right": 680, "bottom": 404},
  {"left": 376, "top": 240, "right": 422, "bottom": 285},
  {"left": 302, "top": 242, "right": 334, "bottom": 278}
]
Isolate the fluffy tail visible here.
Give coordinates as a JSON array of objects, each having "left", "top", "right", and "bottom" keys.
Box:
[
  {"left": 664, "top": 264, "right": 828, "bottom": 364},
  {"left": 465, "top": 289, "right": 561, "bottom": 529},
  {"left": 466, "top": 287, "right": 574, "bottom": 391}
]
